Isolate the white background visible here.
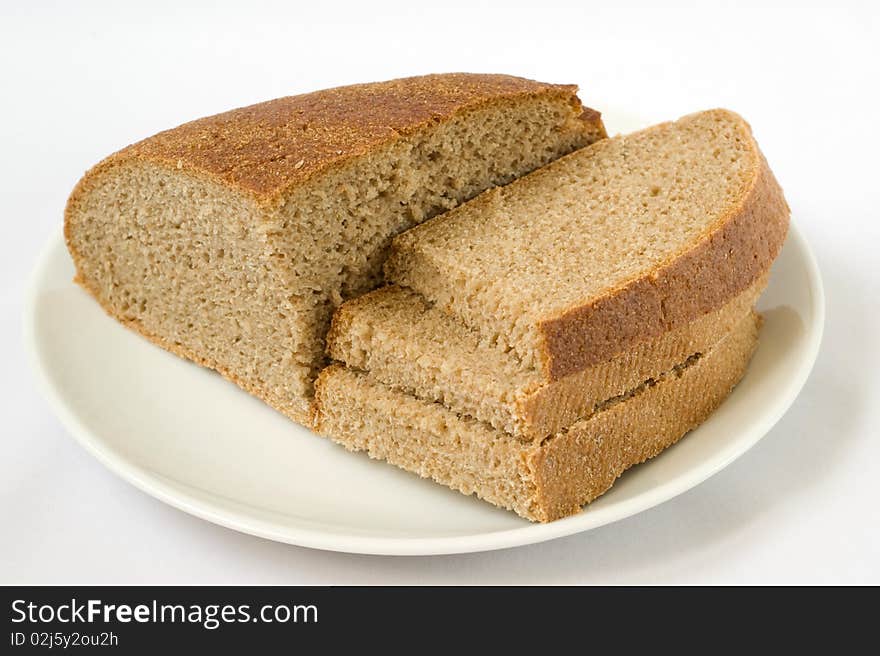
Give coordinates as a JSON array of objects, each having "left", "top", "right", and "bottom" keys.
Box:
[{"left": 2, "top": 0, "right": 878, "bottom": 584}]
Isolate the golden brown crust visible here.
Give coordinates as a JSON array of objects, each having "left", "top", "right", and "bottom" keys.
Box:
[
  {"left": 324, "top": 274, "right": 766, "bottom": 441},
  {"left": 518, "top": 274, "right": 766, "bottom": 438},
  {"left": 312, "top": 312, "right": 759, "bottom": 522},
  {"left": 579, "top": 107, "right": 601, "bottom": 123},
  {"left": 381, "top": 109, "right": 785, "bottom": 382},
  {"left": 68, "top": 74, "right": 586, "bottom": 209},
  {"left": 529, "top": 311, "right": 759, "bottom": 521},
  {"left": 539, "top": 141, "right": 789, "bottom": 380}
]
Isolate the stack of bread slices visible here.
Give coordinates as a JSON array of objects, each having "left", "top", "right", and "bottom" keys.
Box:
[
  {"left": 315, "top": 109, "right": 788, "bottom": 521},
  {"left": 64, "top": 74, "right": 789, "bottom": 522}
]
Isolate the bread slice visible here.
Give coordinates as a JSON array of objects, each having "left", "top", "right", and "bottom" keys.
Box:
[
  {"left": 64, "top": 74, "right": 606, "bottom": 423},
  {"left": 385, "top": 109, "right": 788, "bottom": 380},
  {"left": 314, "top": 311, "right": 760, "bottom": 522},
  {"left": 327, "top": 273, "right": 767, "bottom": 440}
]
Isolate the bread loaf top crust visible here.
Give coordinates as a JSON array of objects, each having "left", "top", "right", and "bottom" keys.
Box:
[
  {"left": 539, "top": 145, "right": 787, "bottom": 378},
  {"left": 68, "top": 73, "right": 587, "bottom": 207}
]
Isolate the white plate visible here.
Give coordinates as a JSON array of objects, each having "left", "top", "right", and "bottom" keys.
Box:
[{"left": 25, "top": 222, "right": 823, "bottom": 556}]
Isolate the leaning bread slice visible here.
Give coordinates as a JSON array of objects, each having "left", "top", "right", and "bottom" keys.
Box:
[
  {"left": 314, "top": 311, "right": 760, "bottom": 522},
  {"left": 385, "top": 109, "right": 788, "bottom": 380},
  {"left": 327, "top": 273, "right": 766, "bottom": 440},
  {"left": 64, "top": 74, "right": 606, "bottom": 423}
]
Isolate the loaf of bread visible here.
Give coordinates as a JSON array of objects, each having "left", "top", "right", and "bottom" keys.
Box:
[
  {"left": 327, "top": 274, "right": 766, "bottom": 440},
  {"left": 66, "top": 78, "right": 786, "bottom": 523},
  {"left": 314, "top": 312, "right": 760, "bottom": 522},
  {"left": 385, "top": 109, "right": 789, "bottom": 379},
  {"left": 64, "top": 74, "right": 606, "bottom": 423}
]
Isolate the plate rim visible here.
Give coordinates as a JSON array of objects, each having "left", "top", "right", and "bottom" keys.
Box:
[{"left": 24, "top": 224, "right": 825, "bottom": 556}]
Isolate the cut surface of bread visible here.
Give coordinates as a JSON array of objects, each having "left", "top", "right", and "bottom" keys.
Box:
[
  {"left": 385, "top": 109, "right": 788, "bottom": 380},
  {"left": 327, "top": 274, "right": 767, "bottom": 440},
  {"left": 64, "top": 74, "right": 606, "bottom": 422},
  {"left": 314, "top": 312, "right": 760, "bottom": 522}
]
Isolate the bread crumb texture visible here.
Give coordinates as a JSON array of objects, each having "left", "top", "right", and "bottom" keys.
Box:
[
  {"left": 386, "top": 109, "right": 788, "bottom": 379},
  {"left": 64, "top": 74, "right": 604, "bottom": 422},
  {"left": 314, "top": 312, "right": 760, "bottom": 522},
  {"left": 327, "top": 274, "right": 768, "bottom": 440}
]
